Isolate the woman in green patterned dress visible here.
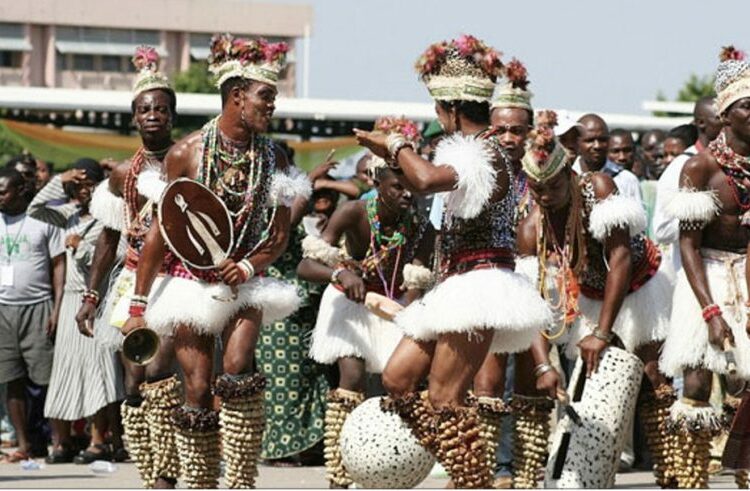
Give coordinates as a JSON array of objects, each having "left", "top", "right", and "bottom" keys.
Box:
[{"left": 257, "top": 146, "right": 339, "bottom": 464}]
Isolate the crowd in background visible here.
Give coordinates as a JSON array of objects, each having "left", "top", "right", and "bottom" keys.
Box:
[{"left": 0, "top": 100, "right": 720, "bottom": 472}]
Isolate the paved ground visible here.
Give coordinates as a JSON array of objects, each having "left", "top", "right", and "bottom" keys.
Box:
[{"left": 0, "top": 460, "right": 740, "bottom": 488}]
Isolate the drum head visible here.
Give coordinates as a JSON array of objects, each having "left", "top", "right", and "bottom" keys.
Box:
[{"left": 158, "top": 178, "right": 233, "bottom": 269}]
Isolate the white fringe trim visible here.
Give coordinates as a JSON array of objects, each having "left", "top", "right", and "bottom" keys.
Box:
[
  {"left": 396, "top": 268, "right": 552, "bottom": 344},
  {"left": 301, "top": 235, "right": 347, "bottom": 267},
  {"left": 588, "top": 194, "right": 646, "bottom": 242},
  {"left": 136, "top": 168, "right": 167, "bottom": 203},
  {"left": 667, "top": 399, "right": 724, "bottom": 432},
  {"left": 144, "top": 275, "right": 301, "bottom": 336},
  {"left": 308, "top": 285, "right": 402, "bottom": 373},
  {"left": 267, "top": 167, "right": 312, "bottom": 207},
  {"left": 433, "top": 133, "right": 497, "bottom": 220},
  {"left": 90, "top": 180, "right": 125, "bottom": 232},
  {"left": 665, "top": 188, "right": 721, "bottom": 225},
  {"left": 659, "top": 254, "right": 750, "bottom": 378},
  {"left": 565, "top": 265, "right": 673, "bottom": 359},
  {"left": 401, "top": 263, "right": 434, "bottom": 291}
]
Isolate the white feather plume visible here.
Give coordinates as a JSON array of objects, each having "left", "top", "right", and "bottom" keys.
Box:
[
  {"left": 268, "top": 167, "right": 312, "bottom": 207},
  {"left": 90, "top": 179, "right": 125, "bottom": 231},
  {"left": 588, "top": 194, "right": 647, "bottom": 242},
  {"left": 665, "top": 188, "right": 721, "bottom": 224},
  {"left": 136, "top": 168, "right": 167, "bottom": 203},
  {"left": 433, "top": 133, "right": 497, "bottom": 220}
]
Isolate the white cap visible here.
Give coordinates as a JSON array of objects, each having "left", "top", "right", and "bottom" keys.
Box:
[{"left": 554, "top": 110, "right": 582, "bottom": 137}]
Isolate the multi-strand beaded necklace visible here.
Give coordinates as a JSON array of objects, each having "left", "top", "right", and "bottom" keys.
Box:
[
  {"left": 709, "top": 131, "right": 750, "bottom": 212},
  {"left": 198, "top": 117, "right": 276, "bottom": 258},
  {"left": 359, "top": 196, "right": 415, "bottom": 299},
  {"left": 123, "top": 144, "right": 171, "bottom": 246},
  {"left": 536, "top": 175, "right": 586, "bottom": 340}
]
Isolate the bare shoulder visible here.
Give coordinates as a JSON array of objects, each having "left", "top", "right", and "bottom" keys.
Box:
[
  {"left": 167, "top": 131, "right": 202, "bottom": 162},
  {"left": 588, "top": 172, "right": 617, "bottom": 200},
  {"left": 680, "top": 151, "right": 719, "bottom": 189},
  {"left": 335, "top": 199, "right": 366, "bottom": 222},
  {"left": 165, "top": 130, "right": 202, "bottom": 178},
  {"left": 108, "top": 161, "right": 132, "bottom": 196}
]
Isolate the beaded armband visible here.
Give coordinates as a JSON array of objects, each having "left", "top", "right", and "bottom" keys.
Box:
[
  {"left": 301, "top": 235, "right": 347, "bottom": 267},
  {"left": 401, "top": 263, "right": 435, "bottom": 291},
  {"left": 666, "top": 188, "right": 721, "bottom": 232}
]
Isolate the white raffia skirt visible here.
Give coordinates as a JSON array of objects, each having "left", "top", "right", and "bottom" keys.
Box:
[
  {"left": 308, "top": 285, "right": 403, "bottom": 373},
  {"left": 144, "top": 274, "right": 301, "bottom": 337},
  {"left": 94, "top": 268, "right": 166, "bottom": 352},
  {"left": 660, "top": 248, "right": 750, "bottom": 378},
  {"left": 515, "top": 255, "right": 673, "bottom": 360},
  {"left": 395, "top": 267, "right": 553, "bottom": 355}
]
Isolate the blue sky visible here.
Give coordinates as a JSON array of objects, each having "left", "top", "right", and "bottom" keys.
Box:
[{"left": 265, "top": 0, "right": 748, "bottom": 114}]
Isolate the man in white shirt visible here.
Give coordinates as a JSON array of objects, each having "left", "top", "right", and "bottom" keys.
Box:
[
  {"left": 652, "top": 96, "right": 721, "bottom": 277},
  {"left": 573, "top": 114, "right": 643, "bottom": 205}
]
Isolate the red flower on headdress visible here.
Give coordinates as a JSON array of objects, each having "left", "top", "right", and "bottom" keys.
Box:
[
  {"left": 132, "top": 45, "right": 159, "bottom": 72},
  {"left": 415, "top": 41, "right": 449, "bottom": 79},
  {"left": 261, "top": 40, "right": 289, "bottom": 63},
  {"left": 720, "top": 45, "right": 746, "bottom": 62},
  {"left": 505, "top": 58, "right": 529, "bottom": 90},
  {"left": 529, "top": 126, "right": 556, "bottom": 163},
  {"left": 455, "top": 34, "right": 479, "bottom": 57}
]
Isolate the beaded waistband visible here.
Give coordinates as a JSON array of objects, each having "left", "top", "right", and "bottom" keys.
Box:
[
  {"left": 440, "top": 247, "right": 515, "bottom": 280},
  {"left": 580, "top": 239, "right": 661, "bottom": 300}
]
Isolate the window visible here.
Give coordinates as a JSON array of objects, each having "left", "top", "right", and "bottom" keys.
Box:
[
  {"left": 56, "top": 26, "right": 162, "bottom": 57},
  {"left": 0, "top": 51, "right": 21, "bottom": 68},
  {"left": 101, "top": 55, "right": 120, "bottom": 72},
  {"left": 72, "top": 54, "right": 94, "bottom": 71},
  {"left": 0, "top": 23, "right": 23, "bottom": 39}
]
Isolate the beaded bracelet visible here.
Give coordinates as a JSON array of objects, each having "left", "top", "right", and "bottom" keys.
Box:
[
  {"left": 385, "top": 134, "right": 411, "bottom": 169},
  {"left": 238, "top": 259, "right": 255, "bottom": 283},
  {"left": 533, "top": 363, "right": 554, "bottom": 379},
  {"left": 128, "top": 304, "right": 146, "bottom": 317},
  {"left": 702, "top": 303, "right": 722, "bottom": 322},
  {"left": 82, "top": 289, "right": 100, "bottom": 307},
  {"left": 330, "top": 266, "right": 347, "bottom": 285},
  {"left": 592, "top": 327, "right": 614, "bottom": 343},
  {"left": 129, "top": 294, "right": 148, "bottom": 317}
]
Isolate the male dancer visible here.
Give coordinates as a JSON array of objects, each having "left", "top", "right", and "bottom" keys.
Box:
[
  {"left": 123, "top": 34, "right": 308, "bottom": 488},
  {"left": 76, "top": 46, "right": 179, "bottom": 489},
  {"left": 515, "top": 122, "right": 676, "bottom": 488},
  {"left": 355, "top": 35, "right": 552, "bottom": 488},
  {"left": 475, "top": 59, "right": 538, "bottom": 487},
  {"left": 299, "top": 118, "right": 434, "bottom": 487},
  {"left": 660, "top": 46, "right": 750, "bottom": 488}
]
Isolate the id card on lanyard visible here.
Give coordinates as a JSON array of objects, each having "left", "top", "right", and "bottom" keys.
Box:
[{"left": 1, "top": 215, "right": 26, "bottom": 287}]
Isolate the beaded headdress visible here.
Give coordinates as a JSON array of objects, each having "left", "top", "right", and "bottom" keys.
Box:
[
  {"left": 522, "top": 123, "right": 569, "bottom": 183},
  {"left": 415, "top": 34, "right": 504, "bottom": 103},
  {"left": 368, "top": 116, "right": 422, "bottom": 173},
  {"left": 491, "top": 58, "right": 532, "bottom": 111},
  {"left": 715, "top": 45, "right": 750, "bottom": 114},
  {"left": 131, "top": 46, "right": 172, "bottom": 101},
  {"left": 208, "top": 33, "right": 289, "bottom": 89}
]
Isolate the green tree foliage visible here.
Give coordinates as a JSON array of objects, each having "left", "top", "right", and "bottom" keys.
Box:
[
  {"left": 172, "top": 61, "right": 218, "bottom": 94},
  {"left": 653, "top": 73, "right": 716, "bottom": 116},
  {"left": 676, "top": 74, "right": 715, "bottom": 102}
]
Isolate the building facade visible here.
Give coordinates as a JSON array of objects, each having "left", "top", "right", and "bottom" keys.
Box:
[{"left": 0, "top": 0, "right": 312, "bottom": 96}]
